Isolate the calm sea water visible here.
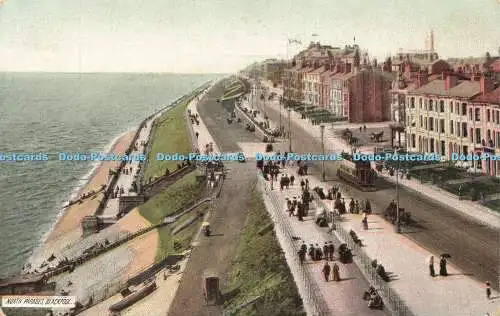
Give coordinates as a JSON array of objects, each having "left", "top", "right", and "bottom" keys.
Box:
[{"left": 0, "top": 72, "right": 222, "bottom": 277}]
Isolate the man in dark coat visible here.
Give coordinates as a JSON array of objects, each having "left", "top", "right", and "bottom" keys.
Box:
[
  {"left": 328, "top": 242, "right": 335, "bottom": 261},
  {"left": 323, "top": 242, "right": 329, "bottom": 260},
  {"left": 322, "top": 262, "right": 331, "bottom": 282},
  {"left": 439, "top": 256, "right": 448, "bottom": 276}
]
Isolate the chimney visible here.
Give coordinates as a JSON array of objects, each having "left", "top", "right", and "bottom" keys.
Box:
[
  {"left": 416, "top": 69, "right": 429, "bottom": 88},
  {"left": 444, "top": 73, "right": 458, "bottom": 90},
  {"left": 480, "top": 74, "right": 495, "bottom": 95}
]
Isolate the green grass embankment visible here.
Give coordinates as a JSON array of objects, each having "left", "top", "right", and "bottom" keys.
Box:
[
  {"left": 138, "top": 171, "right": 207, "bottom": 261},
  {"left": 224, "top": 191, "right": 306, "bottom": 316},
  {"left": 143, "top": 98, "right": 193, "bottom": 181}
]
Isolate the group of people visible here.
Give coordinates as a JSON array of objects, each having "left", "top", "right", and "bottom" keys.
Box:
[
  {"left": 349, "top": 198, "right": 371, "bottom": 214},
  {"left": 296, "top": 242, "right": 341, "bottom": 281},
  {"left": 279, "top": 174, "right": 294, "bottom": 190},
  {"left": 427, "top": 255, "right": 448, "bottom": 277}
]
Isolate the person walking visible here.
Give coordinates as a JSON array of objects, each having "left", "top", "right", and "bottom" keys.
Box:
[
  {"left": 439, "top": 256, "right": 448, "bottom": 276},
  {"left": 362, "top": 213, "right": 369, "bottom": 230},
  {"left": 486, "top": 281, "right": 492, "bottom": 300},
  {"left": 290, "top": 175, "right": 295, "bottom": 186},
  {"left": 428, "top": 255, "right": 435, "bottom": 277},
  {"left": 332, "top": 262, "right": 340, "bottom": 281},
  {"left": 298, "top": 249, "right": 306, "bottom": 265},
  {"left": 328, "top": 242, "right": 335, "bottom": 261},
  {"left": 195, "top": 131, "right": 199, "bottom": 139},
  {"left": 322, "top": 262, "right": 331, "bottom": 282},
  {"left": 323, "top": 242, "right": 329, "bottom": 260}
]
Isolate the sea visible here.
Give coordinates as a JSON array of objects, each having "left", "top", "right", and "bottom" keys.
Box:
[{"left": 0, "top": 72, "right": 223, "bottom": 277}]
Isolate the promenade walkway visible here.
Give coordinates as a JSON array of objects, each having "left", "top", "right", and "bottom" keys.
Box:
[
  {"left": 101, "top": 117, "right": 155, "bottom": 218},
  {"left": 261, "top": 81, "right": 500, "bottom": 230}
]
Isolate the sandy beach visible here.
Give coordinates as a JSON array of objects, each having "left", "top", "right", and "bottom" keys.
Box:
[{"left": 44, "top": 131, "right": 136, "bottom": 244}]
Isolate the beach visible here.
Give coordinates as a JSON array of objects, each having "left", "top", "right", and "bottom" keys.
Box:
[{"left": 29, "top": 130, "right": 137, "bottom": 267}]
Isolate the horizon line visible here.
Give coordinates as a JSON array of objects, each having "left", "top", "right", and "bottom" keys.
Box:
[{"left": 0, "top": 70, "right": 233, "bottom": 75}]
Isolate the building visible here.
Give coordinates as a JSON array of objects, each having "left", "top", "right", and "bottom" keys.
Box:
[
  {"left": 283, "top": 42, "right": 356, "bottom": 104},
  {"left": 261, "top": 59, "right": 286, "bottom": 86},
  {"left": 405, "top": 73, "right": 500, "bottom": 176},
  {"left": 390, "top": 31, "right": 452, "bottom": 123},
  {"left": 470, "top": 84, "right": 500, "bottom": 176}
]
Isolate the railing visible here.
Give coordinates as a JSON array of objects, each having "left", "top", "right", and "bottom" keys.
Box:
[
  {"left": 256, "top": 172, "right": 330, "bottom": 316},
  {"left": 313, "top": 193, "right": 416, "bottom": 316}
]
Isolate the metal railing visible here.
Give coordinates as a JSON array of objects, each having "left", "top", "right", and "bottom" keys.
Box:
[
  {"left": 313, "top": 194, "right": 416, "bottom": 316},
  {"left": 256, "top": 173, "right": 331, "bottom": 316}
]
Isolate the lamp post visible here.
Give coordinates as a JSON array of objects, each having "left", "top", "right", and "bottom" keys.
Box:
[
  {"left": 395, "top": 148, "right": 402, "bottom": 233},
  {"left": 320, "top": 124, "right": 326, "bottom": 181},
  {"left": 288, "top": 108, "right": 292, "bottom": 152}
]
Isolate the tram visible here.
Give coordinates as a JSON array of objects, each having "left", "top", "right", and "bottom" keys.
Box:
[{"left": 337, "top": 156, "right": 375, "bottom": 188}]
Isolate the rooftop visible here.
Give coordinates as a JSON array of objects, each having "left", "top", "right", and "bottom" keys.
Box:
[
  {"left": 410, "top": 79, "right": 481, "bottom": 98},
  {"left": 472, "top": 86, "right": 500, "bottom": 105}
]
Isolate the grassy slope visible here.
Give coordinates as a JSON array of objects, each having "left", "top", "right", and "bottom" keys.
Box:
[
  {"left": 138, "top": 171, "right": 207, "bottom": 261},
  {"left": 224, "top": 191, "right": 306, "bottom": 316},
  {"left": 143, "top": 98, "right": 192, "bottom": 181}
]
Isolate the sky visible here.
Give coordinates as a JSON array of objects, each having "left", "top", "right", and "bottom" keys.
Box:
[{"left": 0, "top": 0, "right": 499, "bottom": 73}]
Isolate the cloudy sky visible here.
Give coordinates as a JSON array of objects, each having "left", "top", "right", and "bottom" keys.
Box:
[{"left": 0, "top": 0, "right": 498, "bottom": 73}]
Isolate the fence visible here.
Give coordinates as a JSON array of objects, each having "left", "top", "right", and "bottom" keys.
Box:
[
  {"left": 312, "top": 193, "right": 416, "bottom": 316},
  {"left": 256, "top": 173, "right": 331, "bottom": 316}
]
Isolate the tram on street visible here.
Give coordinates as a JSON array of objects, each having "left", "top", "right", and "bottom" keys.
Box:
[{"left": 337, "top": 157, "right": 375, "bottom": 188}]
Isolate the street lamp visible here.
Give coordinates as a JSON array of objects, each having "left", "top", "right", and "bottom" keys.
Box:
[
  {"left": 395, "top": 148, "right": 402, "bottom": 233},
  {"left": 288, "top": 108, "right": 292, "bottom": 152},
  {"left": 320, "top": 124, "right": 326, "bottom": 181}
]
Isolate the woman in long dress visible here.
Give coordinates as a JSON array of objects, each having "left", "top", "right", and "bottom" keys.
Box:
[{"left": 332, "top": 262, "right": 341, "bottom": 281}]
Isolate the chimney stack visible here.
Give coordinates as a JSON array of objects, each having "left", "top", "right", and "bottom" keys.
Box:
[
  {"left": 416, "top": 69, "right": 429, "bottom": 88},
  {"left": 444, "top": 72, "right": 458, "bottom": 90},
  {"left": 480, "top": 74, "right": 495, "bottom": 96}
]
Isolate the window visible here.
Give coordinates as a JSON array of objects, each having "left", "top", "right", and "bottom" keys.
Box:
[
  {"left": 475, "top": 108, "right": 481, "bottom": 122},
  {"left": 475, "top": 128, "right": 481, "bottom": 144},
  {"left": 469, "top": 109, "right": 473, "bottom": 120},
  {"left": 440, "top": 119, "right": 445, "bottom": 133},
  {"left": 487, "top": 110, "right": 490, "bottom": 122},
  {"left": 455, "top": 104, "right": 459, "bottom": 114},
  {"left": 462, "top": 103, "right": 467, "bottom": 115},
  {"left": 410, "top": 97, "right": 415, "bottom": 108},
  {"left": 450, "top": 120, "right": 454, "bottom": 135},
  {"left": 450, "top": 102, "right": 453, "bottom": 113},
  {"left": 441, "top": 141, "right": 445, "bottom": 156},
  {"left": 429, "top": 100, "right": 433, "bottom": 111},
  {"left": 470, "top": 128, "right": 474, "bottom": 142},
  {"left": 419, "top": 98, "right": 422, "bottom": 108},
  {"left": 440, "top": 100, "right": 445, "bottom": 113},
  {"left": 497, "top": 110, "right": 499, "bottom": 124},
  {"left": 420, "top": 115, "right": 423, "bottom": 127},
  {"left": 429, "top": 118, "right": 434, "bottom": 131},
  {"left": 411, "top": 134, "right": 416, "bottom": 147},
  {"left": 456, "top": 122, "right": 460, "bottom": 137}
]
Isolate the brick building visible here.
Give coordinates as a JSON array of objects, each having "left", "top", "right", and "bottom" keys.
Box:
[{"left": 405, "top": 73, "right": 500, "bottom": 177}]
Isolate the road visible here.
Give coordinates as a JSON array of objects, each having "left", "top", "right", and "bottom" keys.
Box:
[
  {"left": 264, "top": 103, "right": 500, "bottom": 290},
  {"left": 167, "top": 80, "right": 260, "bottom": 316}
]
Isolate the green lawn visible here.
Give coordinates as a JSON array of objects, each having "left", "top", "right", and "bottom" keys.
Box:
[
  {"left": 155, "top": 204, "right": 209, "bottom": 261},
  {"left": 138, "top": 171, "right": 204, "bottom": 225},
  {"left": 143, "top": 98, "right": 193, "bottom": 181},
  {"left": 138, "top": 171, "right": 207, "bottom": 261},
  {"left": 224, "top": 190, "right": 305, "bottom": 316}
]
